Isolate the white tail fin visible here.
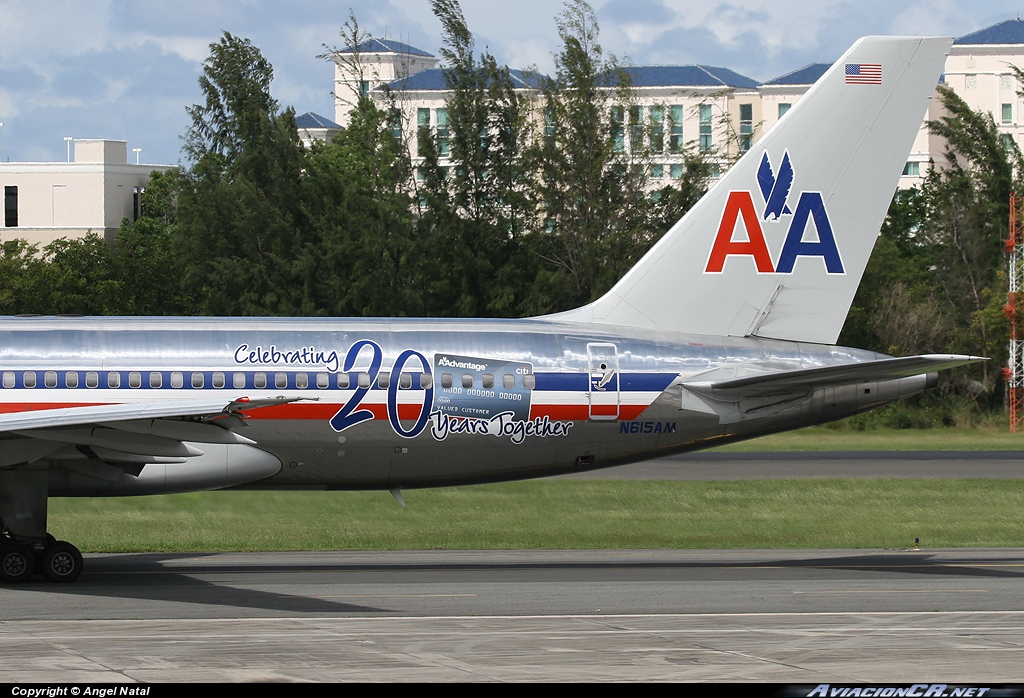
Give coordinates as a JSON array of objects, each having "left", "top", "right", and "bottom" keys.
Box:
[{"left": 550, "top": 36, "right": 952, "bottom": 344}]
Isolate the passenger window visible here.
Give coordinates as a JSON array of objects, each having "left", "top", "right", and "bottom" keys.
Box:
[
  {"left": 377, "top": 373, "right": 390, "bottom": 389},
  {"left": 192, "top": 372, "right": 204, "bottom": 389},
  {"left": 296, "top": 373, "right": 308, "bottom": 389},
  {"left": 358, "top": 373, "right": 371, "bottom": 389},
  {"left": 86, "top": 372, "right": 98, "bottom": 388},
  {"left": 503, "top": 374, "right": 514, "bottom": 389},
  {"left": 275, "top": 372, "right": 288, "bottom": 389},
  {"left": 129, "top": 372, "right": 141, "bottom": 388},
  {"left": 399, "top": 373, "right": 412, "bottom": 389},
  {"left": 420, "top": 374, "right": 433, "bottom": 389},
  {"left": 24, "top": 372, "right": 36, "bottom": 388},
  {"left": 482, "top": 374, "right": 494, "bottom": 389},
  {"left": 523, "top": 374, "right": 536, "bottom": 390},
  {"left": 2, "top": 372, "right": 14, "bottom": 389},
  {"left": 337, "top": 373, "right": 350, "bottom": 389},
  {"left": 108, "top": 372, "right": 121, "bottom": 388},
  {"left": 66, "top": 372, "right": 79, "bottom": 388},
  {"left": 254, "top": 372, "right": 267, "bottom": 389},
  {"left": 462, "top": 374, "right": 473, "bottom": 389},
  {"left": 232, "top": 372, "right": 245, "bottom": 389},
  {"left": 44, "top": 371, "right": 57, "bottom": 388},
  {"left": 213, "top": 372, "right": 225, "bottom": 389},
  {"left": 150, "top": 372, "right": 162, "bottom": 388},
  {"left": 170, "top": 372, "right": 183, "bottom": 389},
  {"left": 441, "top": 373, "right": 453, "bottom": 389},
  {"left": 316, "top": 373, "right": 329, "bottom": 389}
]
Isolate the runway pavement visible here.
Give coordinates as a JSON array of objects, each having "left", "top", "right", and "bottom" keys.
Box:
[
  {"left": 1, "top": 450, "right": 1022, "bottom": 682},
  {"left": 2, "top": 548, "right": 1024, "bottom": 681}
]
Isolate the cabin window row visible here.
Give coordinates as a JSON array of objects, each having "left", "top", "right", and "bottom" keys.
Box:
[
  {"left": 0, "top": 370, "right": 537, "bottom": 391},
  {"left": 439, "top": 373, "right": 536, "bottom": 390}
]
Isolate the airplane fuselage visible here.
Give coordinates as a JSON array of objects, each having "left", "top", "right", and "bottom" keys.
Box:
[{"left": 0, "top": 316, "right": 928, "bottom": 496}]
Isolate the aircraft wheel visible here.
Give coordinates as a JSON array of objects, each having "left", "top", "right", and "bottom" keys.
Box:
[
  {"left": 0, "top": 542, "right": 36, "bottom": 583},
  {"left": 41, "top": 542, "right": 83, "bottom": 583}
]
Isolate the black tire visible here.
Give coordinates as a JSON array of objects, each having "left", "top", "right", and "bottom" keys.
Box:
[
  {"left": 0, "top": 542, "right": 36, "bottom": 583},
  {"left": 41, "top": 541, "right": 83, "bottom": 583}
]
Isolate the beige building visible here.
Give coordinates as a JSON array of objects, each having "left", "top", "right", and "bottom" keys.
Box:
[
  {"left": 325, "top": 20, "right": 1024, "bottom": 188},
  {"left": 0, "top": 139, "right": 174, "bottom": 247}
]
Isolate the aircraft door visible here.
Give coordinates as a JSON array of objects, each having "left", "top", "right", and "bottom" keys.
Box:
[{"left": 587, "top": 342, "right": 620, "bottom": 420}]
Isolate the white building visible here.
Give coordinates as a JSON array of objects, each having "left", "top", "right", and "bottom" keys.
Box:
[
  {"left": 324, "top": 19, "right": 1024, "bottom": 188},
  {"left": 0, "top": 139, "right": 174, "bottom": 247},
  {"left": 296, "top": 112, "right": 341, "bottom": 149}
]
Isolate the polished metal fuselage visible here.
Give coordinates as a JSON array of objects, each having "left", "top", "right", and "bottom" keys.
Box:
[{"left": 0, "top": 316, "right": 926, "bottom": 495}]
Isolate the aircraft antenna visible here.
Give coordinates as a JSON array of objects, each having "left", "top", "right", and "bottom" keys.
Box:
[{"left": 1005, "top": 192, "right": 1024, "bottom": 431}]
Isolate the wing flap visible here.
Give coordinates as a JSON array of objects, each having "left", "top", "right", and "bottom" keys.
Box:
[
  {"left": 0, "top": 396, "right": 311, "bottom": 470},
  {"left": 0, "top": 396, "right": 308, "bottom": 433}
]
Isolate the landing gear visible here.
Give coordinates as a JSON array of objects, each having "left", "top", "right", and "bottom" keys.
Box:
[
  {"left": 2, "top": 467, "right": 85, "bottom": 583},
  {"left": 39, "top": 541, "right": 84, "bottom": 583},
  {"left": 0, "top": 535, "right": 83, "bottom": 584},
  {"left": 0, "top": 541, "right": 35, "bottom": 583}
]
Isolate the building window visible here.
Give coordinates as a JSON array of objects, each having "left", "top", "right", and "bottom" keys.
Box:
[
  {"left": 3, "top": 186, "right": 17, "bottom": 227},
  {"left": 699, "top": 104, "right": 713, "bottom": 152},
  {"left": 389, "top": 108, "right": 403, "bottom": 141},
  {"left": 417, "top": 108, "right": 431, "bottom": 157},
  {"left": 739, "top": 103, "right": 753, "bottom": 152},
  {"left": 669, "top": 105, "right": 683, "bottom": 153},
  {"left": 610, "top": 106, "right": 624, "bottom": 153},
  {"left": 1003, "top": 103, "right": 1013, "bottom": 124},
  {"left": 359, "top": 80, "right": 370, "bottom": 97},
  {"left": 544, "top": 106, "right": 556, "bottom": 138},
  {"left": 629, "top": 105, "right": 643, "bottom": 152},
  {"left": 670, "top": 163, "right": 683, "bottom": 180},
  {"left": 1002, "top": 74, "right": 1013, "bottom": 91},
  {"left": 436, "top": 108, "right": 449, "bottom": 157},
  {"left": 650, "top": 164, "right": 663, "bottom": 179},
  {"left": 965, "top": 74, "right": 977, "bottom": 90},
  {"left": 1003, "top": 133, "right": 1015, "bottom": 151},
  {"left": 902, "top": 161, "right": 920, "bottom": 176},
  {"left": 649, "top": 105, "right": 664, "bottom": 154},
  {"left": 778, "top": 103, "right": 791, "bottom": 120}
]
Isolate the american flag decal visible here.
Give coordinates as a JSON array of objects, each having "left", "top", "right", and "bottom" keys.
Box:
[{"left": 846, "top": 63, "right": 882, "bottom": 84}]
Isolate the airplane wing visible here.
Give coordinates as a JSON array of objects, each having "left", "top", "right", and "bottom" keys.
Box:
[
  {"left": 686, "top": 354, "right": 985, "bottom": 399},
  {"left": 0, "top": 397, "right": 311, "bottom": 470}
]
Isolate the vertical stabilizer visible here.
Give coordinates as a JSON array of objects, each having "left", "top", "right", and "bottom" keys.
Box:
[{"left": 550, "top": 37, "right": 952, "bottom": 344}]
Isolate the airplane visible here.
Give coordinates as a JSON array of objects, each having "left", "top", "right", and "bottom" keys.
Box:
[{"left": 0, "top": 35, "right": 981, "bottom": 584}]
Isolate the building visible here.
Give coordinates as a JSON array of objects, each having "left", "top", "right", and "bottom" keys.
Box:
[
  {"left": 332, "top": 38, "right": 440, "bottom": 128},
  {"left": 320, "top": 19, "right": 1024, "bottom": 189},
  {"left": 296, "top": 112, "right": 341, "bottom": 149},
  {"left": 0, "top": 139, "right": 174, "bottom": 248}
]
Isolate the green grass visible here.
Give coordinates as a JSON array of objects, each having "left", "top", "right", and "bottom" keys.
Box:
[
  {"left": 711, "top": 426, "right": 1024, "bottom": 452},
  {"left": 48, "top": 479, "right": 1024, "bottom": 552}
]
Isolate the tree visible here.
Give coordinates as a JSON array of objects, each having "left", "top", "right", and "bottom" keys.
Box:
[
  {"left": 405, "top": 0, "right": 537, "bottom": 317},
  {"left": 177, "top": 32, "right": 310, "bottom": 315},
  {"left": 921, "top": 85, "right": 1022, "bottom": 389},
  {"left": 527, "top": 0, "right": 655, "bottom": 312}
]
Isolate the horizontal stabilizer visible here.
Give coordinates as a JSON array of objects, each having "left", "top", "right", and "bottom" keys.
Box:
[{"left": 687, "top": 354, "right": 985, "bottom": 399}]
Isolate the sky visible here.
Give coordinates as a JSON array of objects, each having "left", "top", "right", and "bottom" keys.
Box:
[{"left": 0, "top": 0, "right": 1020, "bottom": 165}]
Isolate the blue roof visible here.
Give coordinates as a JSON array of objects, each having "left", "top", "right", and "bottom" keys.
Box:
[
  {"left": 336, "top": 38, "right": 433, "bottom": 57},
  {"left": 295, "top": 112, "right": 340, "bottom": 129},
  {"left": 955, "top": 19, "right": 1024, "bottom": 45},
  {"left": 612, "top": 65, "right": 759, "bottom": 89},
  {"left": 386, "top": 68, "right": 546, "bottom": 91},
  {"left": 762, "top": 63, "right": 831, "bottom": 86}
]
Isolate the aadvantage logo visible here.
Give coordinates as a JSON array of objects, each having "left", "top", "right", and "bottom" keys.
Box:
[{"left": 704, "top": 151, "right": 844, "bottom": 274}]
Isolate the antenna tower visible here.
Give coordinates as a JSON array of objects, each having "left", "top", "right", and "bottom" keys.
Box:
[{"left": 1006, "top": 192, "right": 1024, "bottom": 431}]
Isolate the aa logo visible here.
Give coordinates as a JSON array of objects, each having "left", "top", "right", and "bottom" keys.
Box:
[{"left": 705, "top": 151, "right": 844, "bottom": 274}]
